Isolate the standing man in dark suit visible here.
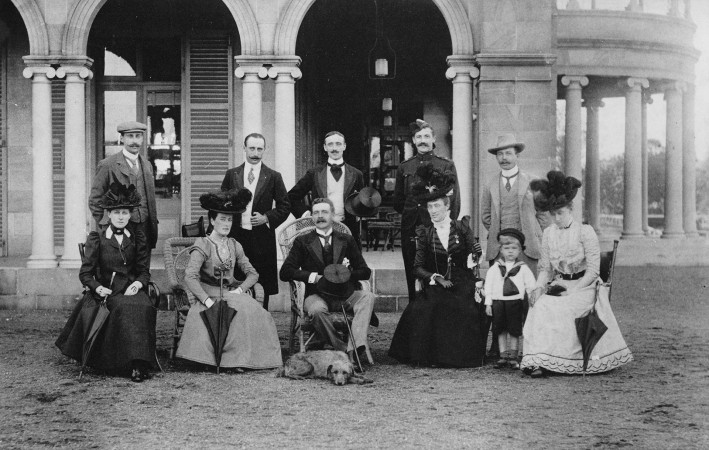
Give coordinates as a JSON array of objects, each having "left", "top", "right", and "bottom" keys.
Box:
[
  {"left": 280, "top": 198, "right": 375, "bottom": 361},
  {"left": 89, "top": 121, "right": 158, "bottom": 252},
  {"left": 394, "top": 119, "right": 460, "bottom": 303},
  {"left": 221, "top": 133, "right": 290, "bottom": 310},
  {"left": 287, "top": 131, "right": 364, "bottom": 244}
]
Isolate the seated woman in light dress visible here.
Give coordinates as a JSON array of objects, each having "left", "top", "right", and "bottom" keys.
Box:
[
  {"left": 175, "top": 189, "right": 282, "bottom": 371},
  {"left": 521, "top": 171, "right": 633, "bottom": 378}
]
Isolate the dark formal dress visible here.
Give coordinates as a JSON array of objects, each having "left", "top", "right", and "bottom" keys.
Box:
[
  {"left": 55, "top": 228, "right": 157, "bottom": 372},
  {"left": 394, "top": 153, "right": 460, "bottom": 302},
  {"left": 221, "top": 163, "right": 290, "bottom": 304},
  {"left": 389, "top": 219, "right": 486, "bottom": 368}
]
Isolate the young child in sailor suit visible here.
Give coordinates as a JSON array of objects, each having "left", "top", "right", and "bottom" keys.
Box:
[{"left": 484, "top": 228, "right": 536, "bottom": 369}]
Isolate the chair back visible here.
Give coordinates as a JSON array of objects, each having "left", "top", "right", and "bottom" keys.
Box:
[
  {"left": 599, "top": 239, "right": 619, "bottom": 299},
  {"left": 181, "top": 216, "right": 206, "bottom": 237},
  {"left": 278, "top": 217, "right": 351, "bottom": 259},
  {"left": 163, "top": 237, "right": 198, "bottom": 301},
  {"left": 385, "top": 212, "right": 402, "bottom": 227}
]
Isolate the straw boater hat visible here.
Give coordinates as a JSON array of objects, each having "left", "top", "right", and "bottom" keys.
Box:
[
  {"left": 487, "top": 133, "right": 525, "bottom": 155},
  {"left": 101, "top": 181, "right": 141, "bottom": 210},
  {"left": 199, "top": 189, "right": 252, "bottom": 214},
  {"left": 117, "top": 121, "right": 147, "bottom": 134},
  {"left": 410, "top": 163, "right": 456, "bottom": 203},
  {"left": 345, "top": 187, "right": 382, "bottom": 217},
  {"left": 529, "top": 170, "right": 582, "bottom": 212},
  {"left": 317, "top": 264, "right": 355, "bottom": 300}
]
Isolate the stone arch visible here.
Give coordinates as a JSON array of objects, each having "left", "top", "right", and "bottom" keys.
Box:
[
  {"left": 62, "top": 0, "right": 261, "bottom": 56},
  {"left": 9, "top": 0, "right": 49, "bottom": 55},
  {"left": 273, "top": 0, "right": 474, "bottom": 56}
]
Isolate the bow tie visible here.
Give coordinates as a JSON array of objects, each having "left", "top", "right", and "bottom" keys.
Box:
[
  {"left": 498, "top": 264, "right": 521, "bottom": 296},
  {"left": 328, "top": 163, "right": 343, "bottom": 181},
  {"left": 110, "top": 225, "right": 125, "bottom": 235}
]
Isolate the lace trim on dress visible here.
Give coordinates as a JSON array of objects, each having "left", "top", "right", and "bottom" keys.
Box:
[{"left": 520, "top": 347, "right": 634, "bottom": 374}]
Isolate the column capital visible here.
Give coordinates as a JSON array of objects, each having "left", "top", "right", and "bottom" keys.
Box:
[
  {"left": 583, "top": 98, "right": 605, "bottom": 109},
  {"left": 619, "top": 77, "right": 649, "bottom": 90},
  {"left": 446, "top": 55, "right": 479, "bottom": 81},
  {"left": 561, "top": 75, "right": 589, "bottom": 87},
  {"left": 267, "top": 65, "right": 302, "bottom": 81},
  {"left": 234, "top": 65, "right": 268, "bottom": 79},
  {"left": 659, "top": 80, "right": 687, "bottom": 94},
  {"left": 56, "top": 66, "right": 93, "bottom": 80},
  {"left": 642, "top": 91, "right": 654, "bottom": 105},
  {"left": 22, "top": 66, "right": 56, "bottom": 80}
]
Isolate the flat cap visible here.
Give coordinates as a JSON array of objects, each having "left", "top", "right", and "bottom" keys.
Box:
[{"left": 117, "top": 121, "right": 147, "bottom": 134}]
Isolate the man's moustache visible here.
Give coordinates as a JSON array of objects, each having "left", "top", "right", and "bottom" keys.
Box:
[{"left": 316, "top": 219, "right": 326, "bottom": 223}]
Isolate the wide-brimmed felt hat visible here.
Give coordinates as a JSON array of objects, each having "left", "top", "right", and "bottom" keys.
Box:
[
  {"left": 497, "top": 228, "right": 526, "bottom": 249},
  {"left": 317, "top": 264, "right": 355, "bottom": 300},
  {"left": 117, "top": 121, "right": 147, "bottom": 134},
  {"left": 199, "top": 188, "right": 252, "bottom": 214},
  {"left": 345, "top": 187, "right": 382, "bottom": 217},
  {"left": 530, "top": 170, "right": 582, "bottom": 212},
  {"left": 411, "top": 163, "right": 456, "bottom": 203},
  {"left": 488, "top": 133, "right": 525, "bottom": 155},
  {"left": 102, "top": 181, "right": 141, "bottom": 210}
]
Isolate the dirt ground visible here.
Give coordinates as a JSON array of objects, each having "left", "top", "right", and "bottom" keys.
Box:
[{"left": 0, "top": 266, "right": 708, "bottom": 449}]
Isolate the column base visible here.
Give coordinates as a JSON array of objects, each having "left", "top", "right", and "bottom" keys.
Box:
[
  {"left": 59, "top": 257, "right": 82, "bottom": 269},
  {"left": 661, "top": 231, "right": 686, "bottom": 239},
  {"left": 620, "top": 231, "right": 645, "bottom": 240},
  {"left": 26, "top": 255, "right": 58, "bottom": 269},
  {"left": 684, "top": 231, "right": 699, "bottom": 238}
]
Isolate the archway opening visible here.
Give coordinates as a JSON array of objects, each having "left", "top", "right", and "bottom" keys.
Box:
[{"left": 295, "top": 0, "right": 452, "bottom": 206}]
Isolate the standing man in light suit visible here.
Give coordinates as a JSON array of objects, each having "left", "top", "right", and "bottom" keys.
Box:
[
  {"left": 221, "top": 133, "right": 290, "bottom": 311},
  {"left": 89, "top": 121, "right": 158, "bottom": 252},
  {"left": 287, "top": 131, "right": 365, "bottom": 245}
]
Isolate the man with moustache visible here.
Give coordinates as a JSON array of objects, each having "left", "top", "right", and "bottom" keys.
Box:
[
  {"left": 89, "top": 121, "right": 158, "bottom": 251},
  {"left": 221, "top": 133, "right": 290, "bottom": 310},
  {"left": 287, "top": 131, "right": 365, "bottom": 245},
  {"left": 394, "top": 119, "right": 460, "bottom": 303}
]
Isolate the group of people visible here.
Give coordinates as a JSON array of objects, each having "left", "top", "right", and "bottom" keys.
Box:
[{"left": 55, "top": 118, "right": 633, "bottom": 382}]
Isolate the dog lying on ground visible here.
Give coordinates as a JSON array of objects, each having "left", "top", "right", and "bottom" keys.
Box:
[{"left": 277, "top": 350, "right": 373, "bottom": 386}]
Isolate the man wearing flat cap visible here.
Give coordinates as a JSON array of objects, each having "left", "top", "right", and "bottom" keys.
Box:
[
  {"left": 288, "top": 131, "right": 366, "bottom": 246},
  {"left": 394, "top": 119, "right": 460, "bottom": 303},
  {"left": 280, "top": 198, "right": 375, "bottom": 362},
  {"left": 89, "top": 121, "right": 158, "bottom": 250},
  {"left": 481, "top": 133, "right": 548, "bottom": 274}
]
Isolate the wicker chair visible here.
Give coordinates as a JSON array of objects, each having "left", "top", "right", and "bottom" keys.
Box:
[
  {"left": 599, "top": 240, "right": 620, "bottom": 301},
  {"left": 278, "top": 217, "right": 374, "bottom": 362},
  {"left": 163, "top": 237, "right": 265, "bottom": 359}
]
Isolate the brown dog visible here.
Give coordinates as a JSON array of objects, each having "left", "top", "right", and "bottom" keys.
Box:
[{"left": 277, "top": 350, "right": 373, "bottom": 386}]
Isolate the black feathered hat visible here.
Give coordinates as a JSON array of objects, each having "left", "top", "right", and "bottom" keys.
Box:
[
  {"left": 199, "top": 188, "right": 252, "bottom": 214},
  {"left": 102, "top": 182, "right": 141, "bottom": 210},
  {"left": 530, "top": 170, "right": 582, "bottom": 212},
  {"left": 411, "top": 163, "right": 456, "bottom": 203}
]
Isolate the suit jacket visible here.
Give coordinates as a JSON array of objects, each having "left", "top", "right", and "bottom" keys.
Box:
[
  {"left": 280, "top": 230, "right": 371, "bottom": 300},
  {"left": 221, "top": 163, "right": 290, "bottom": 294},
  {"left": 89, "top": 152, "right": 158, "bottom": 248},
  {"left": 394, "top": 153, "right": 460, "bottom": 235},
  {"left": 481, "top": 170, "right": 545, "bottom": 260},
  {"left": 79, "top": 228, "right": 150, "bottom": 299}
]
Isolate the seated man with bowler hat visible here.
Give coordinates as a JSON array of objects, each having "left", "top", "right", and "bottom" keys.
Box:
[{"left": 280, "top": 198, "right": 376, "bottom": 362}]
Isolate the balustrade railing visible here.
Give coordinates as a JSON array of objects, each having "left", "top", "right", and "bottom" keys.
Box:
[{"left": 556, "top": 0, "right": 691, "bottom": 19}]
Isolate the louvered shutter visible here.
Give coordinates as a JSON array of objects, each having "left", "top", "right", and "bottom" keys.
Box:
[
  {"left": 52, "top": 82, "right": 65, "bottom": 249},
  {"left": 184, "top": 34, "right": 233, "bottom": 222}
]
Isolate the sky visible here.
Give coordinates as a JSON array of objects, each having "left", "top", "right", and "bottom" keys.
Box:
[{"left": 594, "top": 1, "right": 709, "bottom": 162}]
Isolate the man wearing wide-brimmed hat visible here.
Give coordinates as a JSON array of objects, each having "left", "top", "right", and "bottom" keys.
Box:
[
  {"left": 394, "top": 119, "right": 460, "bottom": 303},
  {"left": 89, "top": 121, "right": 158, "bottom": 251},
  {"left": 287, "top": 131, "right": 366, "bottom": 246},
  {"left": 481, "top": 133, "right": 547, "bottom": 274}
]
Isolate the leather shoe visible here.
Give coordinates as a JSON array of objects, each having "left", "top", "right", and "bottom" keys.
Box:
[{"left": 530, "top": 368, "right": 544, "bottom": 378}]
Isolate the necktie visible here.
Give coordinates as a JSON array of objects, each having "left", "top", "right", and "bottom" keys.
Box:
[
  {"left": 498, "top": 264, "right": 522, "bottom": 296},
  {"left": 128, "top": 158, "right": 139, "bottom": 175},
  {"left": 328, "top": 163, "right": 343, "bottom": 182},
  {"left": 248, "top": 167, "right": 255, "bottom": 185},
  {"left": 502, "top": 174, "right": 515, "bottom": 192},
  {"left": 321, "top": 235, "right": 331, "bottom": 253},
  {"left": 321, "top": 235, "right": 333, "bottom": 265}
]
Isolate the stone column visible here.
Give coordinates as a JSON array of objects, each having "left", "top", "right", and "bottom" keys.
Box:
[
  {"left": 446, "top": 57, "right": 479, "bottom": 220},
  {"left": 662, "top": 81, "right": 685, "bottom": 239},
  {"left": 56, "top": 65, "right": 93, "bottom": 268},
  {"left": 23, "top": 66, "right": 57, "bottom": 268},
  {"left": 584, "top": 98, "right": 604, "bottom": 233},
  {"left": 620, "top": 77, "right": 649, "bottom": 239},
  {"left": 642, "top": 93, "right": 652, "bottom": 233},
  {"left": 683, "top": 83, "right": 698, "bottom": 237},
  {"left": 268, "top": 61, "right": 302, "bottom": 189},
  {"left": 561, "top": 75, "right": 588, "bottom": 222},
  {"left": 234, "top": 60, "right": 268, "bottom": 139}
]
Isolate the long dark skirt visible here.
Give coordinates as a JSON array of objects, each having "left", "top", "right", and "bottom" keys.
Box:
[
  {"left": 55, "top": 291, "right": 157, "bottom": 373},
  {"left": 389, "top": 277, "right": 486, "bottom": 368}
]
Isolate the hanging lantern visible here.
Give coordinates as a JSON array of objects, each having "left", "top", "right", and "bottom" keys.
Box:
[
  {"left": 368, "top": 0, "right": 396, "bottom": 79},
  {"left": 382, "top": 97, "right": 393, "bottom": 111},
  {"left": 383, "top": 115, "right": 393, "bottom": 127}
]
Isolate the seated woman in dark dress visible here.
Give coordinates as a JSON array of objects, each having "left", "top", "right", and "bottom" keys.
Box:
[
  {"left": 56, "top": 182, "right": 157, "bottom": 382},
  {"left": 389, "top": 164, "right": 486, "bottom": 367}
]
